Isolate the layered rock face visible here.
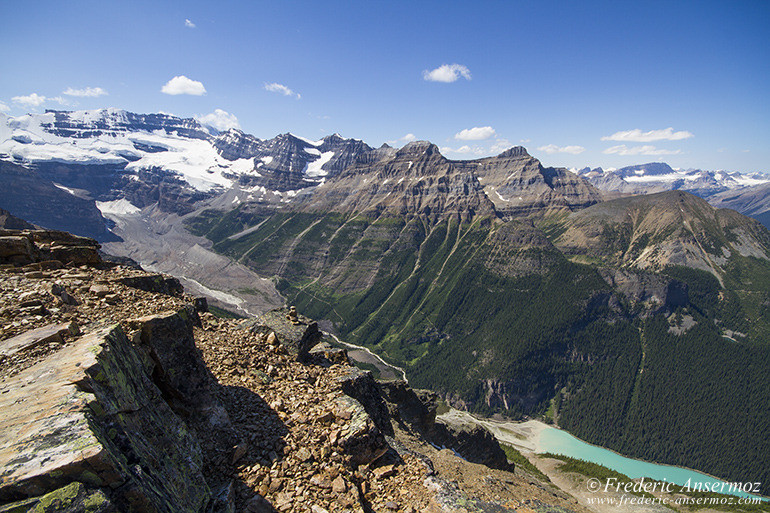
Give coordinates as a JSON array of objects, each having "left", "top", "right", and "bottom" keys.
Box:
[
  {"left": 322, "top": 141, "right": 496, "bottom": 221},
  {"left": 41, "top": 109, "right": 211, "bottom": 141},
  {"left": 300, "top": 142, "right": 599, "bottom": 222},
  {"left": 472, "top": 147, "right": 602, "bottom": 217},
  {"left": 0, "top": 228, "right": 101, "bottom": 266}
]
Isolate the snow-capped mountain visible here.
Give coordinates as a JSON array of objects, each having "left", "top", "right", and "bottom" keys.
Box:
[
  {"left": 575, "top": 162, "right": 770, "bottom": 198},
  {"left": 0, "top": 109, "right": 374, "bottom": 238}
]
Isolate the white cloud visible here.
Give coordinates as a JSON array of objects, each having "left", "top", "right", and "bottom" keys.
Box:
[
  {"left": 440, "top": 145, "right": 485, "bottom": 156},
  {"left": 386, "top": 133, "right": 417, "bottom": 145},
  {"left": 441, "top": 145, "right": 472, "bottom": 154},
  {"left": 161, "top": 75, "right": 207, "bottom": 96},
  {"left": 12, "top": 93, "right": 48, "bottom": 107},
  {"left": 197, "top": 109, "right": 241, "bottom": 131},
  {"left": 603, "top": 144, "right": 681, "bottom": 156},
  {"left": 185, "top": 19, "right": 196, "bottom": 28},
  {"left": 11, "top": 93, "right": 66, "bottom": 107},
  {"left": 455, "top": 126, "right": 495, "bottom": 141},
  {"left": 423, "top": 63, "right": 471, "bottom": 83},
  {"left": 538, "top": 144, "right": 585, "bottom": 155},
  {"left": 264, "top": 82, "right": 301, "bottom": 99},
  {"left": 0, "top": 101, "right": 9, "bottom": 113},
  {"left": 601, "top": 127, "right": 693, "bottom": 142},
  {"left": 63, "top": 86, "right": 108, "bottom": 97}
]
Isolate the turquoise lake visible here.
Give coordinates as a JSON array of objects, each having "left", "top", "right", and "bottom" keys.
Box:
[{"left": 537, "top": 425, "right": 767, "bottom": 502}]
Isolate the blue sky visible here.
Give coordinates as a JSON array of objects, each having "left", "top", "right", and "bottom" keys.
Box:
[{"left": 1, "top": 0, "right": 768, "bottom": 173}]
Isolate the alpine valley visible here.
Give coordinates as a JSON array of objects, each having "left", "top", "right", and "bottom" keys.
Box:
[{"left": 2, "top": 109, "right": 770, "bottom": 496}]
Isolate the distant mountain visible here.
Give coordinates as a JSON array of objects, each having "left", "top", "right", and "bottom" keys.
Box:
[
  {"left": 576, "top": 162, "right": 770, "bottom": 198},
  {"left": 0, "top": 207, "right": 37, "bottom": 230},
  {"left": 708, "top": 182, "right": 770, "bottom": 230},
  {"left": 554, "top": 190, "right": 770, "bottom": 282},
  {"left": 0, "top": 159, "right": 118, "bottom": 241},
  {"left": 0, "top": 109, "right": 375, "bottom": 238}
]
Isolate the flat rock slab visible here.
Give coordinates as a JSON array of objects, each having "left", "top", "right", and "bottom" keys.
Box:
[
  {"left": 0, "top": 321, "right": 78, "bottom": 357},
  {"left": 0, "top": 324, "right": 211, "bottom": 510},
  {"left": 0, "top": 328, "right": 124, "bottom": 499}
]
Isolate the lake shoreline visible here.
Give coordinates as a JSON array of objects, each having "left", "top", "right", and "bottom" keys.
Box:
[{"left": 438, "top": 408, "right": 768, "bottom": 503}]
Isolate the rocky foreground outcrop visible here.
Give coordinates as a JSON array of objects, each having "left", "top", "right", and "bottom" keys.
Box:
[{"left": 0, "top": 229, "right": 583, "bottom": 513}]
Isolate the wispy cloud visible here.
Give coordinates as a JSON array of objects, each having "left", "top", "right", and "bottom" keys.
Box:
[
  {"left": 185, "top": 19, "right": 196, "bottom": 28},
  {"left": 11, "top": 93, "right": 66, "bottom": 107},
  {"left": 161, "top": 76, "right": 207, "bottom": 96},
  {"left": 264, "top": 82, "right": 301, "bottom": 99},
  {"left": 440, "top": 145, "right": 472, "bottom": 154},
  {"left": 423, "top": 63, "right": 471, "bottom": 83},
  {"left": 197, "top": 109, "right": 240, "bottom": 131},
  {"left": 489, "top": 138, "right": 513, "bottom": 154},
  {"left": 0, "top": 101, "right": 9, "bottom": 113},
  {"left": 440, "top": 145, "right": 485, "bottom": 156},
  {"left": 63, "top": 86, "right": 108, "bottom": 97},
  {"left": 538, "top": 144, "right": 585, "bottom": 155},
  {"left": 603, "top": 144, "right": 681, "bottom": 156},
  {"left": 386, "top": 133, "right": 417, "bottom": 145},
  {"left": 601, "top": 127, "right": 693, "bottom": 142},
  {"left": 455, "top": 126, "right": 495, "bottom": 141}
]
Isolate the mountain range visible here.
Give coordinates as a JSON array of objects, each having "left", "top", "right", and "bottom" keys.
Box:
[{"left": 1, "top": 109, "right": 770, "bottom": 493}]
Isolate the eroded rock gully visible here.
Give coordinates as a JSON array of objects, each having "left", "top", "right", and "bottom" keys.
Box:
[{"left": 0, "top": 229, "right": 584, "bottom": 513}]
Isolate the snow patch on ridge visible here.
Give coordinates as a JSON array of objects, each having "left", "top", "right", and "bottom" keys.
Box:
[
  {"left": 290, "top": 133, "right": 322, "bottom": 146},
  {"left": 96, "top": 198, "right": 141, "bottom": 216},
  {"left": 305, "top": 151, "right": 334, "bottom": 178},
  {"left": 53, "top": 183, "right": 78, "bottom": 196}
]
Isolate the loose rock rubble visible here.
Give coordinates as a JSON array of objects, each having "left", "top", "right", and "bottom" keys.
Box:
[{"left": 0, "top": 229, "right": 585, "bottom": 513}]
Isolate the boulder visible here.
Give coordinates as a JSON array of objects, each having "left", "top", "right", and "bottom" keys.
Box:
[
  {"left": 250, "top": 307, "right": 322, "bottom": 360},
  {"left": 308, "top": 341, "right": 349, "bottom": 366},
  {"left": 0, "top": 235, "right": 36, "bottom": 265},
  {"left": 332, "top": 395, "right": 389, "bottom": 468},
  {"left": 112, "top": 274, "right": 184, "bottom": 296},
  {"left": 379, "top": 380, "right": 439, "bottom": 434},
  {"left": 336, "top": 367, "right": 392, "bottom": 436},
  {"left": 126, "top": 307, "right": 224, "bottom": 421},
  {"left": 430, "top": 420, "right": 513, "bottom": 472}
]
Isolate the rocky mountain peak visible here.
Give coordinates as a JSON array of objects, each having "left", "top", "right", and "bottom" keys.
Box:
[
  {"left": 616, "top": 162, "right": 675, "bottom": 178},
  {"left": 495, "top": 146, "right": 530, "bottom": 159},
  {"left": 396, "top": 141, "right": 443, "bottom": 159}
]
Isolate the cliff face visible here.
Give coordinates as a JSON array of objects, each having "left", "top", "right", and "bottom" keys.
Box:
[
  {"left": 0, "top": 229, "right": 582, "bottom": 513},
  {"left": 0, "top": 161, "right": 117, "bottom": 242},
  {"left": 300, "top": 142, "right": 600, "bottom": 222}
]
